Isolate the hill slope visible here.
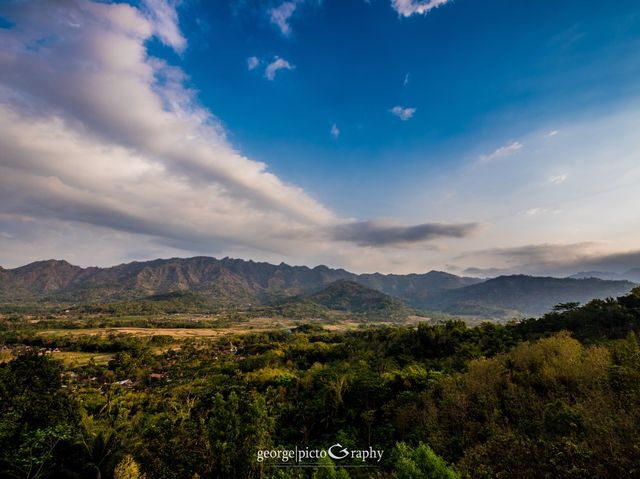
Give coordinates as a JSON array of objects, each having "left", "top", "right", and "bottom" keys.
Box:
[
  {"left": 301, "top": 279, "right": 410, "bottom": 316},
  {"left": 424, "top": 275, "right": 636, "bottom": 316}
]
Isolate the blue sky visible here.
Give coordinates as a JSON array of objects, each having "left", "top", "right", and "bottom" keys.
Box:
[
  {"left": 1, "top": 0, "right": 640, "bottom": 274},
  {"left": 171, "top": 0, "right": 640, "bottom": 214}
]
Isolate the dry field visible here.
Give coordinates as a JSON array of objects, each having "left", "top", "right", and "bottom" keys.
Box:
[
  {"left": 36, "top": 316, "right": 299, "bottom": 339},
  {"left": 33, "top": 315, "right": 433, "bottom": 340},
  {"left": 52, "top": 351, "right": 114, "bottom": 366}
]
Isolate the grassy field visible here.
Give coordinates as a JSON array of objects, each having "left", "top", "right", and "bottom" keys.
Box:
[{"left": 52, "top": 350, "right": 114, "bottom": 366}]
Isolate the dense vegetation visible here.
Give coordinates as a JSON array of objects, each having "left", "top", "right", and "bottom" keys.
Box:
[{"left": 2, "top": 288, "right": 640, "bottom": 478}]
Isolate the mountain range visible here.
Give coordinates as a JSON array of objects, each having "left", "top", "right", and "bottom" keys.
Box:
[
  {"left": 0, "top": 257, "right": 637, "bottom": 317},
  {"left": 569, "top": 269, "right": 640, "bottom": 283},
  {"left": 0, "top": 257, "right": 479, "bottom": 306}
]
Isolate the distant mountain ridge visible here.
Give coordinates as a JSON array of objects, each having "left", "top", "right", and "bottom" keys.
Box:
[
  {"left": 569, "top": 271, "right": 627, "bottom": 281},
  {"left": 0, "top": 257, "right": 636, "bottom": 317},
  {"left": 425, "top": 275, "right": 636, "bottom": 316},
  {"left": 569, "top": 269, "right": 640, "bottom": 283},
  {"left": 0, "top": 257, "right": 480, "bottom": 307}
]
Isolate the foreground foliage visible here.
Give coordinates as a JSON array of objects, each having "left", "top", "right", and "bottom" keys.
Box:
[{"left": 2, "top": 288, "right": 640, "bottom": 478}]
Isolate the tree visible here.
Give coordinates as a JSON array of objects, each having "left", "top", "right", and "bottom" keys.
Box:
[
  {"left": 311, "top": 456, "right": 350, "bottom": 479},
  {"left": 0, "top": 352, "right": 79, "bottom": 478},
  {"left": 114, "top": 455, "right": 146, "bottom": 479},
  {"left": 391, "top": 442, "right": 459, "bottom": 479}
]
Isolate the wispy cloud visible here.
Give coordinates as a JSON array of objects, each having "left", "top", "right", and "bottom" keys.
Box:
[
  {"left": 391, "top": 0, "right": 451, "bottom": 17},
  {"left": 330, "top": 123, "right": 340, "bottom": 138},
  {"left": 546, "top": 130, "right": 559, "bottom": 137},
  {"left": 142, "top": 0, "right": 186, "bottom": 53},
  {"left": 264, "top": 56, "right": 295, "bottom": 80},
  {"left": 549, "top": 174, "right": 567, "bottom": 184},
  {"left": 247, "top": 56, "right": 260, "bottom": 70},
  {"left": 522, "top": 208, "right": 547, "bottom": 216},
  {"left": 403, "top": 72, "right": 410, "bottom": 86},
  {"left": 390, "top": 106, "right": 416, "bottom": 121},
  {"left": 478, "top": 141, "right": 523, "bottom": 163},
  {"left": 269, "top": 1, "right": 297, "bottom": 36}
]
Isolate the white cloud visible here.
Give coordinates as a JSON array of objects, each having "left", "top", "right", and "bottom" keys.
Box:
[
  {"left": 391, "top": 0, "right": 451, "bottom": 17},
  {"left": 330, "top": 123, "right": 340, "bottom": 138},
  {"left": 546, "top": 130, "right": 559, "bottom": 137},
  {"left": 478, "top": 141, "right": 523, "bottom": 163},
  {"left": 264, "top": 56, "right": 295, "bottom": 80},
  {"left": 269, "top": 1, "right": 297, "bottom": 36},
  {"left": 403, "top": 72, "right": 410, "bottom": 86},
  {"left": 0, "top": 1, "right": 331, "bottom": 257},
  {"left": 390, "top": 105, "right": 416, "bottom": 121},
  {"left": 142, "top": 0, "right": 186, "bottom": 53},
  {"left": 247, "top": 56, "right": 260, "bottom": 70},
  {"left": 549, "top": 174, "right": 567, "bottom": 184}
]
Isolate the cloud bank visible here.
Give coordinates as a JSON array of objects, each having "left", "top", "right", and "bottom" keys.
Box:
[{"left": 0, "top": 0, "right": 474, "bottom": 271}]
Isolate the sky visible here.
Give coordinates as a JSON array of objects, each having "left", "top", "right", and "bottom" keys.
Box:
[{"left": 0, "top": 0, "right": 640, "bottom": 276}]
